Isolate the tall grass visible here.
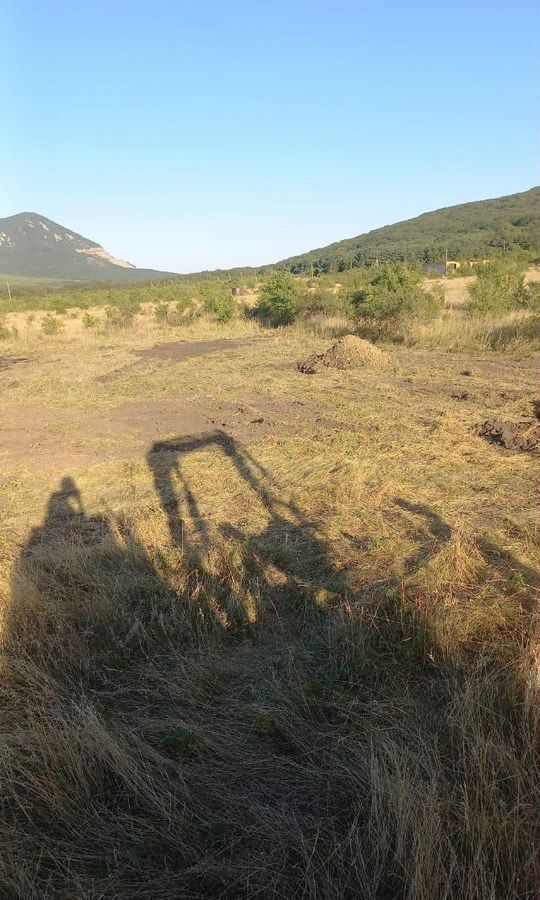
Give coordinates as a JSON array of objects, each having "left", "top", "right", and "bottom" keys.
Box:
[
  {"left": 372, "top": 309, "right": 540, "bottom": 352},
  {"left": 0, "top": 459, "right": 539, "bottom": 898}
]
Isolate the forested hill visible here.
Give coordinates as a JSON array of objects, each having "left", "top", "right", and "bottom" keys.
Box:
[{"left": 277, "top": 187, "right": 540, "bottom": 274}]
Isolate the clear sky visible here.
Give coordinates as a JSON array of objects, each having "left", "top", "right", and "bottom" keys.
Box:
[{"left": 3, "top": 0, "right": 539, "bottom": 272}]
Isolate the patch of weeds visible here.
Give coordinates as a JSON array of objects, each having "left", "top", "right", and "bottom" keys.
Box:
[
  {"left": 153, "top": 301, "right": 170, "bottom": 321},
  {"left": 105, "top": 298, "right": 140, "bottom": 328},
  {"left": 167, "top": 298, "right": 200, "bottom": 325},
  {"left": 0, "top": 317, "right": 17, "bottom": 340},
  {"left": 41, "top": 312, "right": 64, "bottom": 335},
  {"left": 82, "top": 311, "right": 99, "bottom": 329}
]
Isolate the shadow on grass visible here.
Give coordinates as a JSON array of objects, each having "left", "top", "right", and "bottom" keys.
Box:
[
  {"left": 2, "top": 434, "right": 539, "bottom": 898},
  {"left": 486, "top": 313, "right": 540, "bottom": 350},
  {"left": 147, "top": 429, "right": 346, "bottom": 621}
]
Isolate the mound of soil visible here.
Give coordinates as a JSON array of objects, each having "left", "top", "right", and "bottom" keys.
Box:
[
  {"left": 298, "top": 335, "right": 390, "bottom": 374},
  {"left": 476, "top": 418, "right": 540, "bottom": 452}
]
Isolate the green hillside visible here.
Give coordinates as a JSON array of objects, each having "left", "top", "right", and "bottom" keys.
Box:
[{"left": 277, "top": 187, "right": 540, "bottom": 274}]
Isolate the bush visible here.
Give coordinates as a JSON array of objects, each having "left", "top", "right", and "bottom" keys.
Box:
[
  {"left": 303, "top": 286, "right": 354, "bottom": 318},
  {"left": 41, "top": 313, "right": 64, "bottom": 336},
  {"left": 211, "top": 295, "right": 236, "bottom": 323},
  {"left": 154, "top": 301, "right": 170, "bottom": 321},
  {"left": 166, "top": 298, "right": 200, "bottom": 326},
  {"left": 468, "top": 264, "right": 529, "bottom": 316},
  {"left": 82, "top": 311, "right": 99, "bottom": 329},
  {"left": 355, "top": 263, "right": 442, "bottom": 322},
  {"left": 104, "top": 297, "right": 140, "bottom": 328},
  {"left": 0, "top": 316, "right": 12, "bottom": 340},
  {"left": 256, "top": 272, "right": 302, "bottom": 326}
]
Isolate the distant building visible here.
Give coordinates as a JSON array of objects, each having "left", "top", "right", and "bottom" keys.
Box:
[{"left": 423, "top": 259, "right": 491, "bottom": 277}]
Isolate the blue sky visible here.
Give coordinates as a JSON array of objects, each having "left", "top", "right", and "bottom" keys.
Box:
[{"left": 3, "top": 0, "right": 539, "bottom": 272}]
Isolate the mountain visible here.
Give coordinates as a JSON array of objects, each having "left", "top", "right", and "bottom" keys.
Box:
[
  {"left": 276, "top": 187, "right": 540, "bottom": 274},
  {"left": 0, "top": 213, "right": 178, "bottom": 282},
  {"left": 3, "top": 188, "right": 539, "bottom": 283}
]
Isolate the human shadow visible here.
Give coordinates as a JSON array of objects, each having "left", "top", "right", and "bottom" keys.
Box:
[
  {"left": 6, "top": 474, "right": 170, "bottom": 682},
  {"left": 5, "top": 445, "right": 539, "bottom": 897},
  {"left": 24, "top": 476, "right": 106, "bottom": 550}
]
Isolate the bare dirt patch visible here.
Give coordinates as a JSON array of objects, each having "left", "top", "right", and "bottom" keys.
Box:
[
  {"left": 0, "top": 395, "right": 353, "bottom": 474},
  {"left": 298, "top": 334, "right": 390, "bottom": 374},
  {"left": 476, "top": 418, "right": 540, "bottom": 453},
  {"left": 135, "top": 337, "right": 253, "bottom": 361},
  {"left": 97, "top": 338, "right": 255, "bottom": 383}
]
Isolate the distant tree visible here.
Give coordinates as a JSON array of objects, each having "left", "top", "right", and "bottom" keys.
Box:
[
  {"left": 256, "top": 272, "right": 302, "bottom": 326},
  {"left": 211, "top": 294, "right": 236, "bottom": 323},
  {"left": 354, "top": 263, "right": 442, "bottom": 321},
  {"left": 490, "top": 225, "right": 515, "bottom": 254},
  {"left": 468, "top": 263, "right": 529, "bottom": 315}
]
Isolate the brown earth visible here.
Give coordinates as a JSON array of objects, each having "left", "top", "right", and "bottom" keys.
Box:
[
  {"left": 97, "top": 338, "right": 255, "bottom": 383},
  {"left": 476, "top": 418, "right": 540, "bottom": 452},
  {"left": 0, "top": 395, "right": 353, "bottom": 472},
  {"left": 135, "top": 337, "right": 254, "bottom": 361},
  {"left": 298, "top": 334, "right": 390, "bottom": 374},
  {"left": 1, "top": 333, "right": 539, "bottom": 486}
]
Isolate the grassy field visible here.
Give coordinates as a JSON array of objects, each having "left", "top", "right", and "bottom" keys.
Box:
[{"left": 0, "top": 303, "right": 539, "bottom": 898}]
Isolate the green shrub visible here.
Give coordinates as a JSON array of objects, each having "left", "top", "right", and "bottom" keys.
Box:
[
  {"left": 211, "top": 294, "right": 236, "bottom": 323},
  {"left": 355, "top": 263, "right": 442, "bottom": 321},
  {"left": 468, "top": 264, "right": 529, "bottom": 316},
  {"left": 166, "top": 298, "right": 200, "bottom": 326},
  {"left": 104, "top": 297, "right": 140, "bottom": 328},
  {"left": 154, "top": 301, "right": 170, "bottom": 321},
  {"left": 256, "top": 272, "right": 302, "bottom": 326},
  {"left": 303, "top": 286, "right": 354, "bottom": 318},
  {"left": 41, "top": 313, "right": 64, "bottom": 335},
  {"left": 82, "top": 311, "right": 99, "bottom": 329}
]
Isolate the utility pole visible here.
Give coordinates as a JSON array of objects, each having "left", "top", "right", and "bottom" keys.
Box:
[{"left": 6, "top": 281, "right": 11, "bottom": 301}]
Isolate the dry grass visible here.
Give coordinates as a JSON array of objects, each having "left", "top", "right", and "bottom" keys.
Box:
[
  {"left": 424, "top": 274, "right": 476, "bottom": 307},
  {"left": 424, "top": 266, "right": 540, "bottom": 309},
  {"left": 0, "top": 311, "right": 539, "bottom": 898},
  {"left": 360, "top": 308, "right": 540, "bottom": 354}
]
